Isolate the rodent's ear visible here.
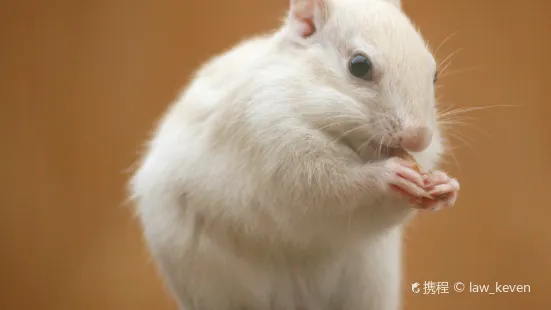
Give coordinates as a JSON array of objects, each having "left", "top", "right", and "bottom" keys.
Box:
[{"left": 287, "top": 0, "right": 331, "bottom": 38}]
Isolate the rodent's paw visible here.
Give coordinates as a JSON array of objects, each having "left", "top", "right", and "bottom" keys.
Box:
[
  {"left": 382, "top": 157, "right": 432, "bottom": 204},
  {"left": 418, "top": 171, "right": 460, "bottom": 212}
]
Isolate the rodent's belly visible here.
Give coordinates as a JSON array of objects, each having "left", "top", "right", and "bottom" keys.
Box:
[
  {"left": 260, "top": 269, "right": 342, "bottom": 310},
  {"left": 185, "top": 250, "right": 349, "bottom": 310},
  {"left": 196, "top": 258, "right": 344, "bottom": 310}
]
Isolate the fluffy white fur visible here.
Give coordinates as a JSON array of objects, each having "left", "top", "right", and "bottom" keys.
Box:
[{"left": 129, "top": 0, "right": 454, "bottom": 309}]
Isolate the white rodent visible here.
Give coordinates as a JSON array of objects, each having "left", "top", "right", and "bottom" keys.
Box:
[{"left": 129, "top": 0, "right": 460, "bottom": 309}]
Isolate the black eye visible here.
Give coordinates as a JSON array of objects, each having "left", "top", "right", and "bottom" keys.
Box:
[
  {"left": 349, "top": 54, "right": 373, "bottom": 81},
  {"left": 433, "top": 71, "right": 438, "bottom": 84}
]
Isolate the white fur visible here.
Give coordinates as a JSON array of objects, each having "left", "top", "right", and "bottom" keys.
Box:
[{"left": 129, "top": 0, "right": 446, "bottom": 309}]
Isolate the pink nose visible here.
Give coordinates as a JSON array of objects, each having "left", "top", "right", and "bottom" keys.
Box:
[{"left": 399, "top": 126, "right": 432, "bottom": 152}]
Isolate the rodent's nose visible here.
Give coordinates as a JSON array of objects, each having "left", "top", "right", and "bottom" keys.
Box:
[{"left": 399, "top": 126, "right": 432, "bottom": 152}]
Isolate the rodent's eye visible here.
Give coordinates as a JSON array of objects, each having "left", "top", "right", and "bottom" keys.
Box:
[
  {"left": 349, "top": 54, "right": 373, "bottom": 81},
  {"left": 433, "top": 71, "right": 438, "bottom": 84}
]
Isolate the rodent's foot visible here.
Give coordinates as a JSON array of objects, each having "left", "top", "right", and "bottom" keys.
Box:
[
  {"left": 417, "top": 170, "right": 460, "bottom": 211},
  {"left": 383, "top": 157, "right": 433, "bottom": 204}
]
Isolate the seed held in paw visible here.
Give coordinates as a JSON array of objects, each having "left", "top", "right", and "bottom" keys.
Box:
[
  {"left": 391, "top": 148, "right": 421, "bottom": 173},
  {"left": 390, "top": 148, "right": 439, "bottom": 207}
]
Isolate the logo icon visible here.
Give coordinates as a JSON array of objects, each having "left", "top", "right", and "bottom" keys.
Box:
[
  {"left": 411, "top": 282, "right": 421, "bottom": 294},
  {"left": 454, "top": 282, "right": 465, "bottom": 292}
]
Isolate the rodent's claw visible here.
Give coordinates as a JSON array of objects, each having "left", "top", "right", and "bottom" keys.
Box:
[
  {"left": 428, "top": 181, "right": 460, "bottom": 197},
  {"left": 416, "top": 190, "right": 458, "bottom": 212},
  {"left": 417, "top": 171, "right": 460, "bottom": 211}
]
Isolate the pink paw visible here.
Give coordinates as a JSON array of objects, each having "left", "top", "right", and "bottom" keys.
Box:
[
  {"left": 383, "top": 158, "right": 459, "bottom": 211},
  {"left": 383, "top": 157, "right": 433, "bottom": 202},
  {"left": 419, "top": 171, "right": 460, "bottom": 211}
]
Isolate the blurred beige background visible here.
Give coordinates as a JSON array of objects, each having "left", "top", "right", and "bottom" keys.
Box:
[{"left": 1, "top": 0, "right": 550, "bottom": 309}]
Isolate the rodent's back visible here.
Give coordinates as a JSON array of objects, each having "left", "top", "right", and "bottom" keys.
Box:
[
  {"left": 177, "top": 34, "right": 278, "bottom": 115},
  {"left": 132, "top": 32, "right": 303, "bottom": 225}
]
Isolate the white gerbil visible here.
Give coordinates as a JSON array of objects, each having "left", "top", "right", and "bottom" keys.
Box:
[{"left": 129, "top": 0, "right": 460, "bottom": 309}]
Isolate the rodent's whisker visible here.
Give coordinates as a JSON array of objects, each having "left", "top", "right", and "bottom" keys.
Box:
[
  {"left": 316, "top": 114, "right": 366, "bottom": 122},
  {"left": 437, "top": 104, "right": 522, "bottom": 119},
  {"left": 357, "top": 131, "right": 384, "bottom": 153},
  {"left": 444, "top": 131, "right": 476, "bottom": 151},
  {"left": 434, "top": 32, "right": 458, "bottom": 55},
  {"left": 436, "top": 102, "right": 458, "bottom": 114},
  {"left": 438, "top": 116, "right": 477, "bottom": 123},
  {"left": 440, "top": 143, "right": 463, "bottom": 172},
  {"left": 439, "top": 120, "right": 476, "bottom": 128},
  {"left": 438, "top": 59, "right": 454, "bottom": 77},
  {"left": 329, "top": 123, "right": 371, "bottom": 146},
  {"left": 319, "top": 112, "right": 392, "bottom": 151},
  {"left": 377, "top": 134, "right": 388, "bottom": 158},
  {"left": 318, "top": 118, "right": 365, "bottom": 132},
  {"left": 438, "top": 66, "right": 477, "bottom": 79},
  {"left": 438, "top": 48, "right": 463, "bottom": 73},
  {"left": 440, "top": 119, "right": 493, "bottom": 139}
]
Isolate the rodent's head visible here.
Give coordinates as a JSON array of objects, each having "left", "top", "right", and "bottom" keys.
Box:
[{"left": 283, "top": 0, "right": 439, "bottom": 154}]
